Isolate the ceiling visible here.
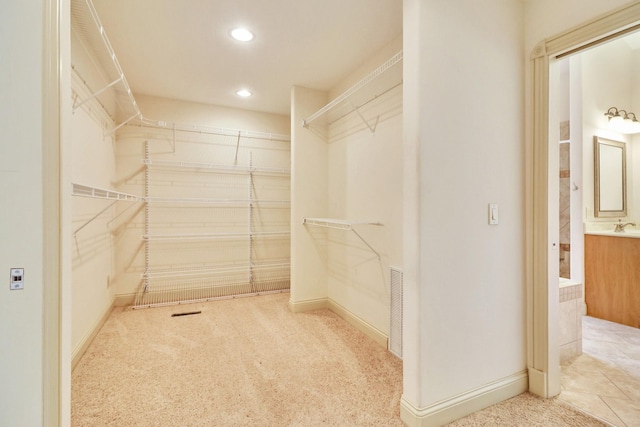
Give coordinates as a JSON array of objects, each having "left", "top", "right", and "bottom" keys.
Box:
[{"left": 85, "top": 0, "right": 403, "bottom": 116}]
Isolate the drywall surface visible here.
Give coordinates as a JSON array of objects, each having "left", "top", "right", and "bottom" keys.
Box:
[
  {"left": 70, "top": 28, "right": 119, "bottom": 359},
  {"left": 289, "top": 86, "right": 330, "bottom": 306},
  {"left": 114, "top": 95, "right": 291, "bottom": 302},
  {"left": 0, "top": 0, "right": 45, "bottom": 424},
  {"left": 403, "top": 0, "right": 526, "bottom": 412},
  {"left": 325, "top": 55, "right": 403, "bottom": 335}
]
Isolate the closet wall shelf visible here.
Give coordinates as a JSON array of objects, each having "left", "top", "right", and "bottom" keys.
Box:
[
  {"left": 143, "top": 231, "right": 291, "bottom": 242},
  {"left": 303, "top": 217, "right": 383, "bottom": 259},
  {"left": 72, "top": 183, "right": 143, "bottom": 201},
  {"left": 146, "top": 197, "right": 290, "bottom": 207},
  {"left": 302, "top": 50, "right": 403, "bottom": 131},
  {"left": 143, "top": 159, "right": 290, "bottom": 176},
  {"left": 136, "top": 117, "right": 291, "bottom": 142},
  {"left": 143, "top": 260, "right": 291, "bottom": 279},
  {"left": 72, "top": 183, "right": 142, "bottom": 235},
  {"left": 71, "top": 0, "right": 141, "bottom": 135}
]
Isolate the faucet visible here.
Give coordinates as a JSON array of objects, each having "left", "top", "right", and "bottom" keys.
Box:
[{"left": 614, "top": 219, "right": 636, "bottom": 232}]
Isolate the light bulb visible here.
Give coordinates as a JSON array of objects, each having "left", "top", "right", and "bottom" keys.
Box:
[{"left": 230, "top": 28, "right": 254, "bottom": 42}]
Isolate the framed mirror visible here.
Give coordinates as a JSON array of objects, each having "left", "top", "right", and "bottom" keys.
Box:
[{"left": 594, "top": 136, "right": 627, "bottom": 218}]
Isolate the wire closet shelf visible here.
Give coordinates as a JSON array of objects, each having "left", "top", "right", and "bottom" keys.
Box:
[
  {"left": 302, "top": 218, "right": 383, "bottom": 259},
  {"left": 302, "top": 50, "right": 403, "bottom": 133},
  {"left": 72, "top": 0, "right": 291, "bottom": 143}
]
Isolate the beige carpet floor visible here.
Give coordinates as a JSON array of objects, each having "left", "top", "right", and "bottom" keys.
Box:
[
  {"left": 72, "top": 293, "right": 403, "bottom": 426},
  {"left": 73, "top": 293, "right": 606, "bottom": 426}
]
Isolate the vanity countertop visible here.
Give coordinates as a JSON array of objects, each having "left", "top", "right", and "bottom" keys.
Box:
[{"left": 585, "top": 230, "right": 640, "bottom": 239}]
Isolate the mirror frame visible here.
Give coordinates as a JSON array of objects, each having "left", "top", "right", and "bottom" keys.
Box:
[{"left": 594, "top": 136, "right": 627, "bottom": 218}]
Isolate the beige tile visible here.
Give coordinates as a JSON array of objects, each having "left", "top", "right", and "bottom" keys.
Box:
[
  {"left": 601, "top": 395, "right": 640, "bottom": 427},
  {"left": 560, "top": 341, "right": 581, "bottom": 363},
  {"left": 558, "top": 391, "right": 625, "bottom": 426},
  {"left": 561, "top": 354, "right": 624, "bottom": 379},
  {"left": 559, "top": 300, "right": 578, "bottom": 345},
  {"left": 604, "top": 372, "right": 640, "bottom": 402},
  {"left": 561, "top": 368, "right": 628, "bottom": 400}
]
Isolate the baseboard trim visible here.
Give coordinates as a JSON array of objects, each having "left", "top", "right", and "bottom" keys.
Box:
[
  {"left": 400, "top": 371, "right": 528, "bottom": 427},
  {"left": 327, "top": 299, "right": 388, "bottom": 349},
  {"left": 288, "top": 297, "right": 328, "bottom": 313},
  {"left": 114, "top": 292, "right": 136, "bottom": 307},
  {"left": 71, "top": 300, "right": 115, "bottom": 371},
  {"left": 528, "top": 366, "right": 547, "bottom": 397},
  {"left": 288, "top": 297, "right": 388, "bottom": 349}
]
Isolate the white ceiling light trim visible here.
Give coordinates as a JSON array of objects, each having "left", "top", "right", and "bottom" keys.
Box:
[
  {"left": 230, "top": 28, "right": 254, "bottom": 42},
  {"left": 236, "top": 89, "right": 253, "bottom": 97}
]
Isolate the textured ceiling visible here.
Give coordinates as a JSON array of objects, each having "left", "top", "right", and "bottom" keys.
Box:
[{"left": 89, "top": 0, "right": 403, "bottom": 116}]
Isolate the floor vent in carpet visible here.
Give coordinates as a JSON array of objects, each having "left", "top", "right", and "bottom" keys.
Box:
[{"left": 171, "top": 311, "right": 202, "bottom": 317}]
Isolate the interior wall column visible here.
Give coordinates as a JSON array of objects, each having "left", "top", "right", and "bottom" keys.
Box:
[{"left": 289, "top": 86, "right": 329, "bottom": 312}]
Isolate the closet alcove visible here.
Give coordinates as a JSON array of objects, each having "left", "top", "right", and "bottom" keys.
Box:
[{"left": 70, "top": 0, "right": 403, "bottom": 368}]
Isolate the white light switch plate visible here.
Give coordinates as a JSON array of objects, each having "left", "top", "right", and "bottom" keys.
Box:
[
  {"left": 489, "top": 204, "right": 499, "bottom": 225},
  {"left": 10, "top": 268, "right": 24, "bottom": 290}
]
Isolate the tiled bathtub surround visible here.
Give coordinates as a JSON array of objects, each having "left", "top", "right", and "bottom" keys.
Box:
[{"left": 559, "top": 282, "right": 583, "bottom": 362}]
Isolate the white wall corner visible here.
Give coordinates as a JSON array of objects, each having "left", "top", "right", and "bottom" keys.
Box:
[
  {"left": 72, "top": 300, "right": 115, "bottom": 370},
  {"left": 400, "top": 371, "right": 528, "bottom": 427},
  {"left": 327, "top": 299, "right": 388, "bottom": 349}
]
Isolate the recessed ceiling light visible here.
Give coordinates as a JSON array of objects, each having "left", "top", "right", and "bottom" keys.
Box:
[
  {"left": 236, "top": 89, "right": 252, "bottom": 97},
  {"left": 230, "top": 28, "right": 254, "bottom": 42}
]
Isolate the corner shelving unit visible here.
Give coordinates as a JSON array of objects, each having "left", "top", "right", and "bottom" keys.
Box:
[
  {"left": 137, "top": 147, "right": 292, "bottom": 308},
  {"left": 72, "top": 0, "right": 292, "bottom": 308}
]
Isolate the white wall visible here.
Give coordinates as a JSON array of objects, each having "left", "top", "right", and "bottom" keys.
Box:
[
  {"left": 0, "top": 1, "right": 45, "bottom": 425},
  {"left": 403, "top": 0, "right": 526, "bottom": 420},
  {"left": 326, "top": 37, "right": 403, "bottom": 335},
  {"left": 70, "top": 28, "right": 119, "bottom": 363},
  {"left": 290, "top": 87, "right": 329, "bottom": 307}
]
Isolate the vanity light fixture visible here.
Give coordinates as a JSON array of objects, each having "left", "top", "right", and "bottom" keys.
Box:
[
  {"left": 236, "top": 89, "right": 252, "bottom": 98},
  {"left": 604, "top": 107, "right": 640, "bottom": 134},
  {"left": 230, "top": 27, "right": 254, "bottom": 42}
]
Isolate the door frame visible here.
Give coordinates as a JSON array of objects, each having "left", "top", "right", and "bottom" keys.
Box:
[{"left": 528, "top": 1, "right": 640, "bottom": 398}]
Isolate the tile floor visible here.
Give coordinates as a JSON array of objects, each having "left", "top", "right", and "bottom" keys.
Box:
[{"left": 559, "top": 316, "right": 640, "bottom": 427}]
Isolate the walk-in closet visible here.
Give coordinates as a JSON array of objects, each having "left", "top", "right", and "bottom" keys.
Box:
[{"left": 70, "top": 0, "right": 403, "bottom": 424}]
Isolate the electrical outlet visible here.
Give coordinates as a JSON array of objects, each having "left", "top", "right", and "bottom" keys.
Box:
[{"left": 10, "top": 268, "right": 24, "bottom": 290}]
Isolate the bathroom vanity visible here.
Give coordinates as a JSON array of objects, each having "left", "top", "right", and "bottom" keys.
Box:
[{"left": 584, "top": 231, "right": 640, "bottom": 328}]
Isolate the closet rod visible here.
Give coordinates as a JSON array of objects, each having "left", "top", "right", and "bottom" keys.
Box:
[
  {"left": 302, "top": 50, "right": 403, "bottom": 127},
  {"left": 145, "top": 197, "right": 290, "bottom": 206},
  {"left": 143, "top": 159, "right": 291, "bottom": 176},
  {"left": 143, "top": 260, "right": 290, "bottom": 279},
  {"left": 135, "top": 116, "right": 291, "bottom": 142},
  {"left": 142, "top": 231, "right": 290, "bottom": 241}
]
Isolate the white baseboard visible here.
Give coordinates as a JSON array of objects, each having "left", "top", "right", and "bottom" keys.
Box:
[
  {"left": 327, "top": 299, "right": 388, "bottom": 349},
  {"left": 288, "top": 297, "right": 388, "bottom": 349},
  {"left": 114, "top": 292, "right": 136, "bottom": 307},
  {"left": 288, "top": 297, "right": 328, "bottom": 313},
  {"left": 400, "top": 371, "right": 528, "bottom": 426},
  {"left": 71, "top": 300, "right": 114, "bottom": 371}
]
